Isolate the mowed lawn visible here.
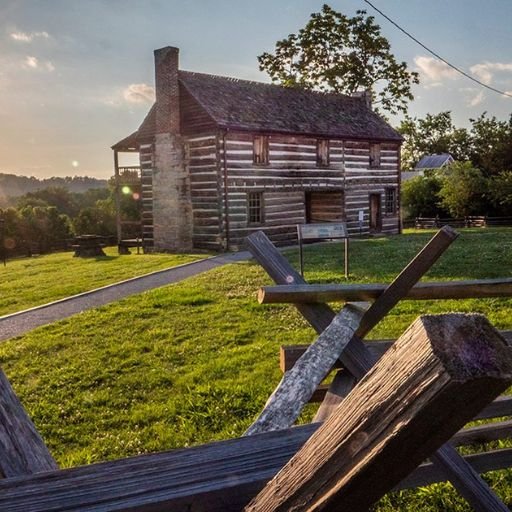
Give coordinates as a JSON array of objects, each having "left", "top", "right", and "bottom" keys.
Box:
[
  {"left": 0, "top": 247, "right": 206, "bottom": 316},
  {"left": 0, "top": 228, "right": 511, "bottom": 510}
]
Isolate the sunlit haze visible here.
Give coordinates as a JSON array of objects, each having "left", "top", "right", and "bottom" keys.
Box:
[{"left": 1, "top": 0, "right": 511, "bottom": 178}]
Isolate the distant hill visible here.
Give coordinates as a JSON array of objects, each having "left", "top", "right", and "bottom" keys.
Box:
[{"left": 0, "top": 173, "right": 108, "bottom": 205}]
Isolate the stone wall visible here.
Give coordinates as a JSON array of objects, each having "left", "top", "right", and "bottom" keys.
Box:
[{"left": 152, "top": 133, "right": 193, "bottom": 251}]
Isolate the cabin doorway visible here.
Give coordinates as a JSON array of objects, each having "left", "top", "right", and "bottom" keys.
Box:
[
  {"left": 305, "top": 191, "right": 345, "bottom": 223},
  {"left": 369, "top": 193, "right": 382, "bottom": 233}
]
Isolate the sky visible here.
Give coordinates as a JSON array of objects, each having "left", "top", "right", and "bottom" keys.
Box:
[{"left": 1, "top": 0, "right": 512, "bottom": 179}]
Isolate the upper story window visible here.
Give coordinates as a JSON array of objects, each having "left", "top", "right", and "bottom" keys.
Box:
[
  {"left": 253, "top": 135, "right": 269, "bottom": 165},
  {"left": 316, "top": 139, "right": 330, "bottom": 167},
  {"left": 385, "top": 187, "right": 397, "bottom": 215},
  {"left": 248, "top": 192, "right": 264, "bottom": 225},
  {"left": 369, "top": 143, "right": 381, "bottom": 168}
]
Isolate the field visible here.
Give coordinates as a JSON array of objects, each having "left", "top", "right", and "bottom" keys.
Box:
[
  {"left": 0, "top": 228, "right": 511, "bottom": 510},
  {"left": 0, "top": 247, "right": 206, "bottom": 316}
]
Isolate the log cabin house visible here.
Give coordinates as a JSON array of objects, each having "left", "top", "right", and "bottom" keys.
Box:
[{"left": 112, "top": 46, "right": 402, "bottom": 252}]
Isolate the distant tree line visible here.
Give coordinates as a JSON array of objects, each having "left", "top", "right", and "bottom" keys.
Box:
[
  {"left": 0, "top": 171, "right": 140, "bottom": 255},
  {"left": 398, "top": 112, "right": 512, "bottom": 219},
  {"left": 0, "top": 173, "right": 107, "bottom": 205}
]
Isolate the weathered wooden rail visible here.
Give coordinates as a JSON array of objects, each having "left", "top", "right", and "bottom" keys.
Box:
[
  {"left": 0, "top": 226, "right": 511, "bottom": 510},
  {"left": 245, "top": 228, "right": 512, "bottom": 511},
  {"left": 259, "top": 278, "right": 512, "bottom": 304}
]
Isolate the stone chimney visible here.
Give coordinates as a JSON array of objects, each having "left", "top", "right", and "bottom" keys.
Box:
[
  {"left": 154, "top": 46, "right": 180, "bottom": 135},
  {"left": 151, "top": 46, "right": 193, "bottom": 252}
]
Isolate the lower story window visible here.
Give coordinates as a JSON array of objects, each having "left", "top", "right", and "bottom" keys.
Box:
[
  {"left": 248, "top": 192, "right": 264, "bottom": 224},
  {"left": 385, "top": 188, "right": 397, "bottom": 214}
]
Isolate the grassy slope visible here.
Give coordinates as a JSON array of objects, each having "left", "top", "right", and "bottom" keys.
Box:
[
  {"left": 0, "top": 228, "right": 510, "bottom": 510},
  {"left": 0, "top": 247, "right": 206, "bottom": 316}
]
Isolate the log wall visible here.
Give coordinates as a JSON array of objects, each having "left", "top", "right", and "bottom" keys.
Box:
[
  {"left": 344, "top": 140, "right": 400, "bottom": 236},
  {"left": 187, "top": 134, "right": 223, "bottom": 250},
  {"left": 220, "top": 132, "right": 400, "bottom": 250},
  {"left": 143, "top": 129, "right": 400, "bottom": 251}
]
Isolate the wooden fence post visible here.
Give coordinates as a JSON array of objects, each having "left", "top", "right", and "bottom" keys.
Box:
[
  {"left": 244, "top": 304, "right": 364, "bottom": 436},
  {"left": 0, "top": 370, "right": 58, "bottom": 478},
  {"left": 245, "top": 314, "right": 512, "bottom": 512},
  {"left": 245, "top": 230, "right": 510, "bottom": 511}
]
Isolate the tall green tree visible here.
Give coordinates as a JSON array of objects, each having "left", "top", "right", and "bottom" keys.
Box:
[
  {"left": 401, "top": 175, "right": 446, "bottom": 218},
  {"left": 468, "top": 113, "right": 512, "bottom": 176},
  {"left": 258, "top": 4, "right": 419, "bottom": 115},
  {"left": 489, "top": 171, "right": 512, "bottom": 215},
  {"left": 16, "top": 186, "right": 80, "bottom": 218},
  {"left": 438, "top": 162, "right": 488, "bottom": 217}
]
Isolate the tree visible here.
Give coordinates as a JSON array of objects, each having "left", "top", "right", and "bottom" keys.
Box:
[
  {"left": 489, "top": 171, "right": 512, "bottom": 216},
  {"left": 17, "top": 206, "right": 73, "bottom": 253},
  {"left": 258, "top": 5, "right": 419, "bottom": 115},
  {"left": 438, "top": 162, "right": 488, "bottom": 217},
  {"left": 73, "top": 199, "right": 116, "bottom": 236},
  {"left": 398, "top": 112, "right": 470, "bottom": 170},
  {"left": 16, "top": 186, "right": 80, "bottom": 217},
  {"left": 468, "top": 113, "right": 512, "bottom": 176},
  {"left": 401, "top": 175, "right": 446, "bottom": 219}
]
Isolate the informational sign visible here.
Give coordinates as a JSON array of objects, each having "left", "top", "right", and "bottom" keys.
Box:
[
  {"left": 299, "top": 222, "right": 348, "bottom": 240},
  {"left": 297, "top": 222, "right": 349, "bottom": 278}
]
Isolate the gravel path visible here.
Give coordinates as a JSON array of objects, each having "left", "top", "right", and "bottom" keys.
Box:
[{"left": 0, "top": 251, "right": 251, "bottom": 341}]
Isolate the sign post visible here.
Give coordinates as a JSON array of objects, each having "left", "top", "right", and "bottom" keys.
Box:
[{"left": 297, "top": 222, "right": 349, "bottom": 278}]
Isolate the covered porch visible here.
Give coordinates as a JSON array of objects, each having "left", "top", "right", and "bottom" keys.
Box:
[{"left": 111, "top": 132, "right": 148, "bottom": 253}]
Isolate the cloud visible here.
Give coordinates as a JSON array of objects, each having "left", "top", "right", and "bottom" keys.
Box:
[
  {"left": 24, "top": 56, "right": 38, "bottom": 68},
  {"left": 414, "top": 56, "right": 458, "bottom": 81},
  {"left": 470, "top": 61, "right": 512, "bottom": 85},
  {"left": 10, "top": 31, "right": 50, "bottom": 43},
  {"left": 22, "top": 55, "right": 55, "bottom": 72},
  {"left": 469, "top": 91, "right": 485, "bottom": 107},
  {"left": 123, "top": 83, "right": 155, "bottom": 104},
  {"left": 423, "top": 82, "right": 443, "bottom": 90}
]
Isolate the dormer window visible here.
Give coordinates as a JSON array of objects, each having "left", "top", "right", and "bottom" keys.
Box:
[
  {"left": 253, "top": 135, "right": 269, "bottom": 165},
  {"left": 316, "top": 139, "right": 330, "bottom": 167},
  {"left": 369, "top": 143, "right": 381, "bottom": 168}
]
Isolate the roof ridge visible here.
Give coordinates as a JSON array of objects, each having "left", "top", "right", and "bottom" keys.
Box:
[{"left": 178, "top": 69, "right": 357, "bottom": 101}]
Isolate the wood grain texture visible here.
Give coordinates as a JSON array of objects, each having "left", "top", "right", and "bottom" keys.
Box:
[
  {"left": 315, "top": 225, "right": 458, "bottom": 421},
  {"left": 431, "top": 444, "right": 510, "bottom": 512},
  {"left": 1, "top": 422, "right": 512, "bottom": 511},
  {"left": 0, "top": 369, "right": 58, "bottom": 478},
  {"left": 244, "top": 304, "right": 364, "bottom": 436},
  {"left": 356, "top": 225, "right": 458, "bottom": 338},
  {"left": 245, "top": 230, "right": 370, "bottom": 378},
  {"left": 259, "top": 278, "right": 512, "bottom": 304},
  {"left": 312, "top": 370, "right": 356, "bottom": 423},
  {"left": 245, "top": 314, "right": 512, "bottom": 512},
  {"left": 246, "top": 230, "right": 509, "bottom": 510},
  {"left": 280, "top": 331, "right": 512, "bottom": 372}
]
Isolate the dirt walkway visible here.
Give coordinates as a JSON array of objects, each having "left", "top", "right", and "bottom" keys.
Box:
[{"left": 0, "top": 251, "right": 251, "bottom": 341}]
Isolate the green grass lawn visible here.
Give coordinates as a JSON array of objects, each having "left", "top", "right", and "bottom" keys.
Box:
[
  {"left": 0, "top": 228, "right": 511, "bottom": 510},
  {"left": 0, "top": 247, "right": 206, "bottom": 316}
]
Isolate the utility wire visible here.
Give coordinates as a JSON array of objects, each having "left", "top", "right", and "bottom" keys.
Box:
[{"left": 363, "top": 0, "right": 512, "bottom": 99}]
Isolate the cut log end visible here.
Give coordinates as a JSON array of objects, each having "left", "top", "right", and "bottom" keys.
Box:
[
  {"left": 246, "top": 313, "right": 512, "bottom": 512},
  {"left": 421, "top": 314, "right": 512, "bottom": 381},
  {"left": 440, "top": 224, "right": 459, "bottom": 240}
]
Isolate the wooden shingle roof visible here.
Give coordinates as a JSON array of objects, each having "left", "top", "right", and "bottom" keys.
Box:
[
  {"left": 114, "top": 70, "right": 402, "bottom": 149},
  {"left": 179, "top": 71, "right": 401, "bottom": 141}
]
